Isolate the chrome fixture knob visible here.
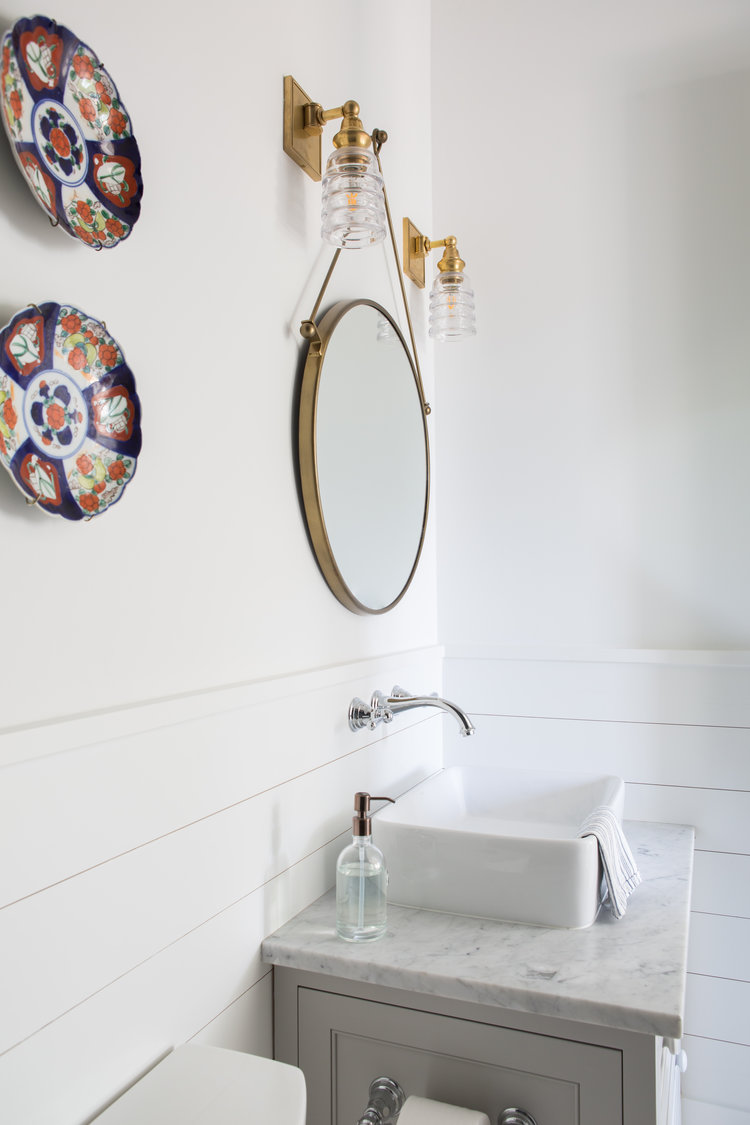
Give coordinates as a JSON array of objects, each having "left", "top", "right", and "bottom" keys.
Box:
[
  {"left": 357, "top": 1077, "right": 406, "bottom": 1125},
  {"left": 499, "top": 1110, "right": 538, "bottom": 1125},
  {"left": 371, "top": 691, "right": 393, "bottom": 724},
  {"left": 349, "top": 697, "right": 376, "bottom": 731}
]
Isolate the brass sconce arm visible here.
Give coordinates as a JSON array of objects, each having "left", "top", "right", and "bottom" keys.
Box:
[
  {"left": 303, "top": 98, "right": 356, "bottom": 129},
  {"left": 403, "top": 221, "right": 467, "bottom": 288},
  {"left": 302, "top": 100, "right": 352, "bottom": 132},
  {"left": 284, "top": 78, "right": 374, "bottom": 178}
]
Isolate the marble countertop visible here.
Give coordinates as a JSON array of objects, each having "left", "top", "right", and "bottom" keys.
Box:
[{"left": 262, "top": 821, "right": 694, "bottom": 1038}]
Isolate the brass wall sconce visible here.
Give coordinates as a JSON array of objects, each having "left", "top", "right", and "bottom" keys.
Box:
[
  {"left": 284, "top": 74, "right": 434, "bottom": 615},
  {"left": 282, "top": 74, "right": 428, "bottom": 416},
  {"left": 403, "top": 218, "right": 477, "bottom": 342},
  {"left": 283, "top": 75, "right": 387, "bottom": 249}
]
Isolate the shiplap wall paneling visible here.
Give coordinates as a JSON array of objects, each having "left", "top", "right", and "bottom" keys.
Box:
[
  {"left": 443, "top": 653, "right": 750, "bottom": 1118},
  {"left": 443, "top": 653, "right": 750, "bottom": 727},
  {"left": 0, "top": 647, "right": 444, "bottom": 903},
  {"left": 1, "top": 718, "right": 441, "bottom": 1057},
  {"left": 0, "top": 647, "right": 443, "bottom": 1125},
  {"left": 442, "top": 713, "right": 749, "bottom": 791},
  {"left": 683, "top": 1103, "right": 750, "bottom": 1125}
]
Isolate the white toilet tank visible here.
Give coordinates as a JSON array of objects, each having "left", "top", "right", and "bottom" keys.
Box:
[{"left": 93, "top": 1045, "right": 306, "bottom": 1124}]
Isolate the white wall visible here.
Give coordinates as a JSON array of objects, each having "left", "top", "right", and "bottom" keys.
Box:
[
  {"left": 0, "top": 1, "right": 437, "bottom": 1121},
  {"left": 432, "top": 0, "right": 750, "bottom": 650},
  {"left": 432, "top": 2, "right": 750, "bottom": 1120},
  {"left": 0, "top": 0, "right": 437, "bottom": 731}
]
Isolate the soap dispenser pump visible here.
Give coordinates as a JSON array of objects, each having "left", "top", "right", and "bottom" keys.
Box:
[{"left": 336, "top": 792, "right": 395, "bottom": 943}]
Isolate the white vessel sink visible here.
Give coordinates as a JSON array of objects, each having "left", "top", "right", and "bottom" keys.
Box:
[{"left": 375, "top": 766, "right": 625, "bottom": 929}]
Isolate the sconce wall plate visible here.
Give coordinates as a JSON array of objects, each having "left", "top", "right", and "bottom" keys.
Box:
[
  {"left": 403, "top": 217, "right": 427, "bottom": 289},
  {"left": 283, "top": 75, "right": 322, "bottom": 181}
]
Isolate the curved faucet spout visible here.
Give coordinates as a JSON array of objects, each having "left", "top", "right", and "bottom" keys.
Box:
[
  {"left": 348, "top": 686, "right": 475, "bottom": 736},
  {"left": 384, "top": 688, "right": 475, "bottom": 737}
]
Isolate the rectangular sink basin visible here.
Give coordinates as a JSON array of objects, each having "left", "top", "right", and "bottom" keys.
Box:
[{"left": 374, "top": 766, "right": 625, "bottom": 929}]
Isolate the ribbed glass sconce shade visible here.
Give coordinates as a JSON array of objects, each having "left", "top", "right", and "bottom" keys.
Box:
[
  {"left": 321, "top": 146, "right": 386, "bottom": 249},
  {"left": 429, "top": 270, "right": 477, "bottom": 342}
]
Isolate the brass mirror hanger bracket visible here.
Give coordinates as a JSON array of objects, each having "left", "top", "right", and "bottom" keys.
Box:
[{"left": 403, "top": 217, "right": 466, "bottom": 290}]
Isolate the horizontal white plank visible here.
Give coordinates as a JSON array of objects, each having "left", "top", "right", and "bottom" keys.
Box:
[
  {"left": 691, "top": 852, "right": 750, "bottom": 918},
  {"left": 189, "top": 971, "right": 273, "bottom": 1058},
  {"left": 443, "top": 712, "right": 750, "bottom": 790},
  {"left": 682, "top": 1036, "right": 750, "bottom": 1112},
  {"left": 0, "top": 652, "right": 443, "bottom": 907},
  {"left": 625, "top": 786, "right": 750, "bottom": 853},
  {"left": 446, "top": 648, "right": 750, "bottom": 667},
  {"left": 688, "top": 914, "right": 750, "bottom": 981},
  {"left": 683, "top": 1100, "right": 750, "bottom": 1124},
  {"left": 0, "top": 645, "right": 444, "bottom": 767},
  {"left": 0, "top": 723, "right": 440, "bottom": 1055},
  {"left": 445, "top": 654, "right": 750, "bottom": 727},
  {"left": 0, "top": 840, "right": 338, "bottom": 1125},
  {"left": 92, "top": 976, "right": 274, "bottom": 1121},
  {"left": 684, "top": 976, "right": 750, "bottom": 1047}
]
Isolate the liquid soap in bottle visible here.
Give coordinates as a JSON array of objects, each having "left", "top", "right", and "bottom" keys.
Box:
[{"left": 336, "top": 792, "right": 395, "bottom": 943}]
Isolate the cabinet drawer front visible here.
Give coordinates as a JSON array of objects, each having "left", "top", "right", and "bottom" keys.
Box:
[{"left": 299, "top": 988, "right": 622, "bottom": 1125}]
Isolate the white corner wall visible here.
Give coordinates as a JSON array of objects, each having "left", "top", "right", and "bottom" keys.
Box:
[
  {"left": 432, "top": 0, "right": 750, "bottom": 650},
  {"left": 0, "top": 1, "right": 437, "bottom": 1121},
  {"left": 432, "top": 3, "right": 750, "bottom": 1120}
]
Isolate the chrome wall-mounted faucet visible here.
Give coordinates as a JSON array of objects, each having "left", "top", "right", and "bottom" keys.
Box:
[{"left": 348, "top": 686, "right": 475, "bottom": 737}]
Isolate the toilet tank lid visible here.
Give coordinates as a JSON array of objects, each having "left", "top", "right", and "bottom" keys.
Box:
[{"left": 93, "top": 1045, "right": 306, "bottom": 1125}]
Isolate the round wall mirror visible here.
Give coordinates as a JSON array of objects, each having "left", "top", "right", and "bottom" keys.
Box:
[{"left": 298, "top": 299, "right": 430, "bottom": 614}]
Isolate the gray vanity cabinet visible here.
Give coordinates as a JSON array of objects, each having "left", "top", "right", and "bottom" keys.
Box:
[{"left": 273, "top": 969, "right": 661, "bottom": 1125}]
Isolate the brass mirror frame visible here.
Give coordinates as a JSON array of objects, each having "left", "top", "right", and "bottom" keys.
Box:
[{"left": 298, "top": 298, "right": 431, "bottom": 615}]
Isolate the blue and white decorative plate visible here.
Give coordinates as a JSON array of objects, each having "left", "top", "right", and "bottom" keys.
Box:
[
  {"left": 1, "top": 14, "right": 142, "bottom": 247},
  {"left": 0, "top": 302, "right": 142, "bottom": 520}
]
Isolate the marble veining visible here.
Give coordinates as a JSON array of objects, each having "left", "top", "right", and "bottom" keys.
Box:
[{"left": 262, "top": 821, "right": 694, "bottom": 1037}]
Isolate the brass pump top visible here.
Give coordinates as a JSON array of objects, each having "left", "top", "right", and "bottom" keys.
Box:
[{"left": 352, "top": 791, "right": 395, "bottom": 836}]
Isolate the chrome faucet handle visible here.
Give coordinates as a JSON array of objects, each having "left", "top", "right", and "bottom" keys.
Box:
[
  {"left": 357, "top": 1078, "right": 406, "bottom": 1125},
  {"left": 348, "top": 691, "right": 393, "bottom": 731},
  {"left": 349, "top": 697, "right": 377, "bottom": 731},
  {"left": 371, "top": 690, "right": 393, "bottom": 724},
  {"left": 389, "top": 686, "right": 439, "bottom": 701},
  {"left": 499, "top": 1110, "right": 538, "bottom": 1125}
]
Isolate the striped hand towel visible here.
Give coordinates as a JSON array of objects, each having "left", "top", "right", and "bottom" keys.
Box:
[{"left": 578, "top": 805, "right": 641, "bottom": 919}]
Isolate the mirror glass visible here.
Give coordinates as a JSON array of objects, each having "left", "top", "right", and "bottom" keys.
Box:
[{"left": 299, "top": 300, "right": 429, "bottom": 614}]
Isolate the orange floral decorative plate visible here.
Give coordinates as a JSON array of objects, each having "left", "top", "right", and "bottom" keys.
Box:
[
  {"left": 1, "top": 15, "right": 142, "bottom": 247},
  {"left": 0, "top": 302, "right": 141, "bottom": 519}
]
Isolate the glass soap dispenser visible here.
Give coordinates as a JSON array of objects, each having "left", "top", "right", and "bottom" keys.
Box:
[{"left": 336, "top": 792, "right": 395, "bottom": 943}]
